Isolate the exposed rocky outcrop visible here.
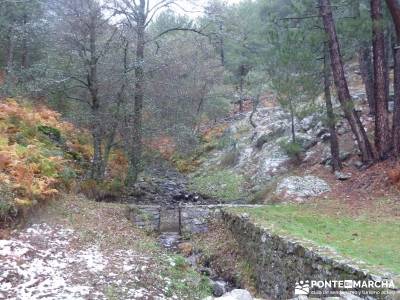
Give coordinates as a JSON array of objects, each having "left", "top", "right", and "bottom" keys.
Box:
[
  {"left": 123, "top": 168, "right": 216, "bottom": 206},
  {"left": 276, "top": 175, "right": 331, "bottom": 199}
]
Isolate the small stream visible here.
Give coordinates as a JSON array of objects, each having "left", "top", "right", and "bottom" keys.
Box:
[
  {"left": 158, "top": 232, "right": 181, "bottom": 250},
  {"left": 158, "top": 230, "right": 236, "bottom": 297}
]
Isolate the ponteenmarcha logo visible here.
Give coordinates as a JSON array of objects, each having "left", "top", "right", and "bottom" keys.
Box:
[{"left": 295, "top": 280, "right": 310, "bottom": 295}]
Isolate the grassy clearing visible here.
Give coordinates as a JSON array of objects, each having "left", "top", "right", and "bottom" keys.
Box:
[
  {"left": 229, "top": 204, "right": 400, "bottom": 274},
  {"left": 190, "top": 170, "right": 246, "bottom": 201}
]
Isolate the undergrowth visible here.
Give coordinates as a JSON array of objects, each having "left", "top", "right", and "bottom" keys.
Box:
[{"left": 0, "top": 98, "right": 91, "bottom": 226}]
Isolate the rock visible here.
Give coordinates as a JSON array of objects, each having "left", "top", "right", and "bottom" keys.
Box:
[
  {"left": 320, "top": 133, "right": 331, "bottom": 142},
  {"left": 339, "top": 152, "right": 352, "bottom": 161},
  {"left": 217, "top": 289, "right": 253, "bottom": 300},
  {"left": 276, "top": 175, "right": 331, "bottom": 198},
  {"left": 255, "top": 126, "right": 286, "bottom": 150},
  {"left": 296, "top": 133, "right": 318, "bottom": 151},
  {"left": 339, "top": 292, "right": 363, "bottom": 300},
  {"left": 212, "top": 281, "right": 227, "bottom": 297},
  {"left": 322, "top": 150, "right": 352, "bottom": 166},
  {"left": 334, "top": 171, "right": 352, "bottom": 181},
  {"left": 389, "top": 100, "right": 394, "bottom": 113},
  {"left": 337, "top": 125, "right": 349, "bottom": 135},
  {"left": 240, "top": 213, "right": 250, "bottom": 220},
  {"left": 300, "top": 115, "right": 315, "bottom": 132},
  {"left": 255, "top": 134, "right": 270, "bottom": 149},
  {"left": 177, "top": 242, "right": 193, "bottom": 256},
  {"left": 353, "top": 160, "right": 363, "bottom": 169}
]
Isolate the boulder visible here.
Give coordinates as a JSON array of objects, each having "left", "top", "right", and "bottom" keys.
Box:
[
  {"left": 296, "top": 133, "right": 318, "bottom": 151},
  {"left": 353, "top": 161, "right": 364, "bottom": 169},
  {"left": 334, "top": 171, "right": 352, "bottom": 181},
  {"left": 277, "top": 176, "right": 331, "bottom": 198},
  {"left": 217, "top": 289, "right": 253, "bottom": 300},
  {"left": 255, "top": 134, "right": 270, "bottom": 150},
  {"left": 300, "top": 115, "right": 315, "bottom": 132},
  {"left": 339, "top": 151, "right": 352, "bottom": 161},
  {"left": 212, "top": 281, "right": 227, "bottom": 297},
  {"left": 255, "top": 126, "right": 287, "bottom": 150},
  {"left": 389, "top": 100, "right": 394, "bottom": 113}
]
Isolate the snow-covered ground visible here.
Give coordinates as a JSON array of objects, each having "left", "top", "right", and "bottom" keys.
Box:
[{"left": 0, "top": 223, "right": 177, "bottom": 300}]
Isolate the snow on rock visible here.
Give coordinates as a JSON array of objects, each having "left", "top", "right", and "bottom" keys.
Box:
[
  {"left": 276, "top": 175, "right": 331, "bottom": 199},
  {"left": 0, "top": 223, "right": 166, "bottom": 300},
  {"left": 203, "top": 289, "right": 253, "bottom": 300}
]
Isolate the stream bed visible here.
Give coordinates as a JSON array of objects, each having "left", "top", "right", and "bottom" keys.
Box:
[{"left": 158, "top": 230, "right": 237, "bottom": 298}]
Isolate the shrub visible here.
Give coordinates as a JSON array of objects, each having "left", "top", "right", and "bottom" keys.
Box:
[
  {"left": 79, "top": 179, "right": 123, "bottom": 202},
  {"left": 279, "top": 139, "right": 303, "bottom": 159},
  {"left": 0, "top": 184, "right": 18, "bottom": 226},
  {"left": 58, "top": 166, "right": 77, "bottom": 189},
  {"left": 219, "top": 148, "right": 240, "bottom": 168},
  {"left": 172, "top": 154, "right": 201, "bottom": 173},
  {"left": 38, "top": 125, "right": 62, "bottom": 142}
]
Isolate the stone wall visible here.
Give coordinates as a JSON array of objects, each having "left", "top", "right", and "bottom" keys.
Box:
[
  {"left": 180, "top": 206, "right": 222, "bottom": 234},
  {"left": 126, "top": 204, "right": 264, "bottom": 234},
  {"left": 222, "top": 211, "right": 399, "bottom": 300},
  {"left": 126, "top": 205, "right": 160, "bottom": 231}
]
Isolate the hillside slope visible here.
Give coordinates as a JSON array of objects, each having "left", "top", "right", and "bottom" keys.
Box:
[{"left": 0, "top": 98, "right": 92, "bottom": 227}]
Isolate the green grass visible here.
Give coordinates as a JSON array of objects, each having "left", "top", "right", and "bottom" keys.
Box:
[
  {"left": 229, "top": 205, "right": 400, "bottom": 274},
  {"left": 190, "top": 170, "right": 246, "bottom": 201},
  {"left": 161, "top": 254, "right": 211, "bottom": 299}
]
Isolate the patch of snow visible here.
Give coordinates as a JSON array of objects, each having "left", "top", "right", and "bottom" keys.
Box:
[
  {"left": 0, "top": 223, "right": 168, "bottom": 300},
  {"left": 75, "top": 246, "right": 106, "bottom": 273}
]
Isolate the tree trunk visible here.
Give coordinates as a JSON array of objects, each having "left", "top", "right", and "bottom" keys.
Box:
[
  {"left": 5, "top": 24, "right": 15, "bottom": 85},
  {"left": 319, "top": 0, "right": 375, "bottom": 163},
  {"left": 249, "top": 94, "right": 259, "bottom": 128},
  {"left": 358, "top": 45, "right": 375, "bottom": 115},
  {"left": 126, "top": 0, "right": 146, "bottom": 186},
  {"left": 91, "top": 129, "right": 103, "bottom": 180},
  {"left": 352, "top": 1, "right": 375, "bottom": 115},
  {"left": 219, "top": 22, "right": 225, "bottom": 66},
  {"left": 239, "top": 73, "right": 244, "bottom": 112},
  {"left": 21, "top": 13, "right": 29, "bottom": 70},
  {"left": 289, "top": 97, "right": 296, "bottom": 143},
  {"left": 324, "top": 44, "right": 342, "bottom": 171},
  {"left": 372, "top": 0, "right": 391, "bottom": 159},
  {"left": 385, "top": 0, "right": 400, "bottom": 156},
  {"left": 88, "top": 9, "right": 103, "bottom": 180}
]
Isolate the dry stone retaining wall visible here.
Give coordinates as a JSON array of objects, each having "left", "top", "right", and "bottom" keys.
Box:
[{"left": 222, "top": 211, "right": 399, "bottom": 300}]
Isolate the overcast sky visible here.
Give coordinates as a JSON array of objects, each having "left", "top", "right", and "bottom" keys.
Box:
[{"left": 165, "top": 0, "right": 242, "bottom": 18}]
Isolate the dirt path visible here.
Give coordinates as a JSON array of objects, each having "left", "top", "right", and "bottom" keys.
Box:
[{"left": 0, "top": 195, "right": 210, "bottom": 300}]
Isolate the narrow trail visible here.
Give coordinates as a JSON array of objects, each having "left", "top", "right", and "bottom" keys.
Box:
[{"left": 0, "top": 195, "right": 206, "bottom": 300}]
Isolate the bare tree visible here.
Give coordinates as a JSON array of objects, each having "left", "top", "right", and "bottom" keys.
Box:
[
  {"left": 113, "top": 0, "right": 206, "bottom": 186},
  {"left": 55, "top": 0, "right": 117, "bottom": 180}
]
